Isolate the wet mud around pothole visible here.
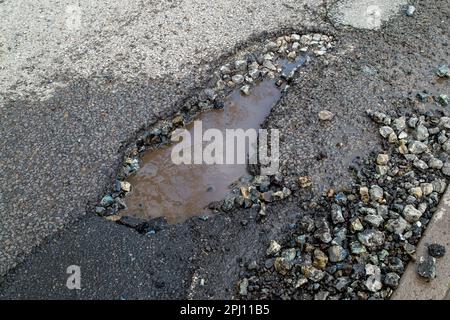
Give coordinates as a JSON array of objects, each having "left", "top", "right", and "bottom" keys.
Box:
[{"left": 122, "top": 56, "right": 308, "bottom": 223}]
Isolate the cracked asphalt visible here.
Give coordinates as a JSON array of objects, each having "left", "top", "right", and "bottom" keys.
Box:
[{"left": 1, "top": 0, "right": 449, "bottom": 299}]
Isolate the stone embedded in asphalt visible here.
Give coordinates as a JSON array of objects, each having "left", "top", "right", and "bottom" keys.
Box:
[
  {"left": 413, "top": 159, "right": 428, "bottom": 170},
  {"left": 319, "top": 110, "right": 334, "bottom": 121},
  {"left": 428, "top": 243, "right": 446, "bottom": 258},
  {"left": 318, "top": 110, "right": 334, "bottom": 121},
  {"left": 298, "top": 176, "right": 312, "bottom": 188},
  {"left": 360, "top": 186, "right": 369, "bottom": 203},
  {"left": 204, "top": 88, "right": 217, "bottom": 100},
  {"left": 417, "top": 256, "right": 437, "bottom": 280},
  {"left": 248, "top": 68, "right": 260, "bottom": 79},
  {"left": 376, "top": 165, "right": 388, "bottom": 175},
  {"left": 409, "top": 187, "right": 423, "bottom": 198},
  {"left": 405, "top": 5, "right": 416, "bottom": 16},
  {"left": 421, "top": 183, "right": 433, "bottom": 196},
  {"left": 220, "top": 65, "right": 231, "bottom": 75}
]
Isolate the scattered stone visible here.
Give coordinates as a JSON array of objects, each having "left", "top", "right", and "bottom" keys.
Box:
[
  {"left": 403, "top": 205, "right": 422, "bottom": 223},
  {"left": 350, "top": 218, "right": 364, "bottom": 232},
  {"left": 331, "top": 204, "right": 345, "bottom": 224},
  {"left": 100, "top": 195, "right": 114, "bottom": 207},
  {"left": 417, "top": 256, "right": 436, "bottom": 280},
  {"left": 120, "top": 181, "right": 131, "bottom": 192},
  {"left": 379, "top": 126, "right": 394, "bottom": 138},
  {"left": 240, "top": 85, "right": 250, "bottom": 95},
  {"left": 428, "top": 244, "right": 446, "bottom": 258},
  {"left": 301, "top": 265, "right": 325, "bottom": 282},
  {"left": 437, "top": 64, "right": 450, "bottom": 78},
  {"left": 238, "top": 278, "right": 249, "bottom": 296},
  {"left": 376, "top": 154, "right": 389, "bottom": 165},
  {"left": 357, "top": 229, "right": 385, "bottom": 248},
  {"left": 405, "top": 5, "right": 415, "bottom": 16},
  {"left": 231, "top": 74, "right": 244, "bottom": 84},
  {"left": 408, "top": 141, "right": 428, "bottom": 154},
  {"left": 438, "top": 94, "right": 449, "bottom": 106},
  {"left": 313, "top": 249, "right": 329, "bottom": 269},
  {"left": 364, "top": 214, "right": 384, "bottom": 228},
  {"left": 328, "top": 245, "right": 348, "bottom": 262},
  {"left": 393, "top": 117, "right": 406, "bottom": 132},
  {"left": 266, "top": 240, "right": 281, "bottom": 256},
  {"left": 369, "top": 185, "right": 384, "bottom": 202},
  {"left": 416, "top": 124, "right": 429, "bottom": 141},
  {"left": 350, "top": 241, "right": 367, "bottom": 255},
  {"left": 384, "top": 273, "right": 400, "bottom": 288},
  {"left": 442, "top": 162, "right": 450, "bottom": 176},
  {"left": 263, "top": 60, "right": 277, "bottom": 71},
  {"left": 365, "top": 264, "right": 382, "bottom": 292},
  {"left": 234, "top": 60, "right": 248, "bottom": 72},
  {"left": 360, "top": 186, "right": 370, "bottom": 203},
  {"left": 105, "top": 215, "right": 121, "bottom": 222}
]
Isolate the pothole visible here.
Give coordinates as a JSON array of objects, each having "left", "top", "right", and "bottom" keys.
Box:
[
  {"left": 123, "top": 56, "right": 309, "bottom": 223},
  {"left": 95, "top": 32, "right": 335, "bottom": 227}
]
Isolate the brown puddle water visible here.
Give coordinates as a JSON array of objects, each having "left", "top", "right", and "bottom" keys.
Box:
[{"left": 123, "top": 56, "right": 308, "bottom": 223}]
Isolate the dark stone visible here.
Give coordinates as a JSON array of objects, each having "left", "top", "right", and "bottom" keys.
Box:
[{"left": 428, "top": 243, "right": 446, "bottom": 258}]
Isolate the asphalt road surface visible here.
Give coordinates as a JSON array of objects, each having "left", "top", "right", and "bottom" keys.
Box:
[{"left": 1, "top": 0, "right": 449, "bottom": 299}]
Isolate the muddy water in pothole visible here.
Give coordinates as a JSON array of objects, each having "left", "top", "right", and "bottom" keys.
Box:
[{"left": 123, "top": 56, "right": 308, "bottom": 223}]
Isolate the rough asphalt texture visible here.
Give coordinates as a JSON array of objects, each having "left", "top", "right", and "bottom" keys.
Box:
[
  {"left": 0, "top": 0, "right": 328, "bottom": 276},
  {"left": 1, "top": 0, "right": 449, "bottom": 299}
]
